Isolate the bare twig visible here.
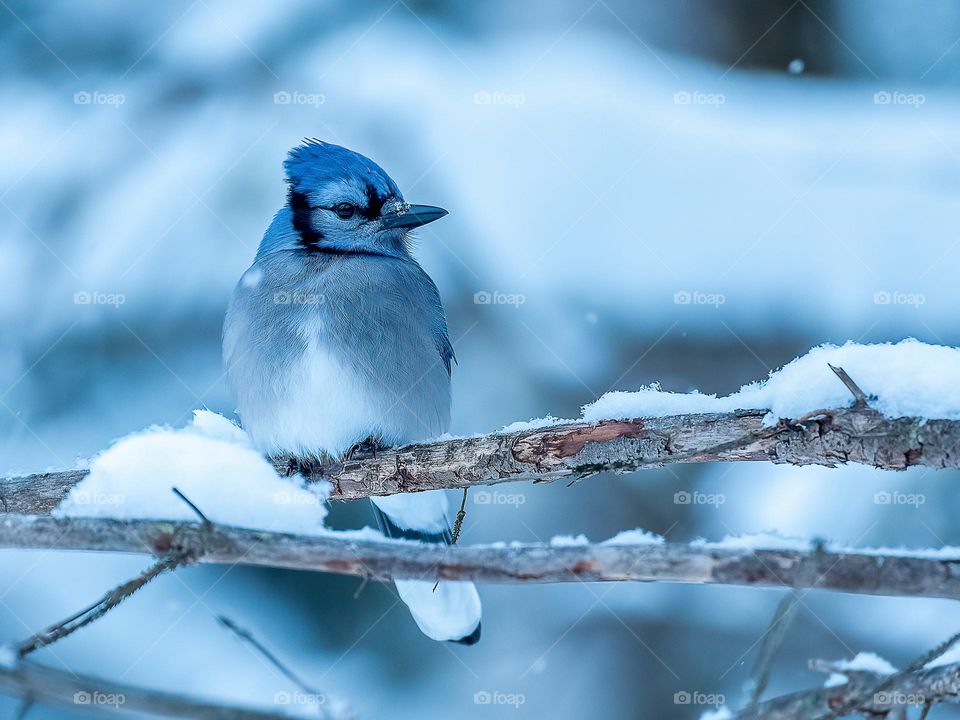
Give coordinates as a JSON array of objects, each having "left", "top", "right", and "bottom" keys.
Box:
[
  {"left": 828, "top": 364, "right": 871, "bottom": 407},
  {"left": 12, "top": 488, "right": 206, "bottom": 660},
  {"left": 217, "top": 616, "right": 326, "bottom": 700},
  {"left": 0, "top": 659, "right": 332, "bottom": 719},
  {"left": 450, "top": 488, "right": 468, "bottom": 545},
  {"left": 352, "top": 573, "right": 370, "bottom": 599},
  {"left": 733, "top": 656, "right": 960, "bottom": 719},
  {"left": 15, "top": 551, "right": 192, "bottom": 659},
  {"left": 748, "top": 589, "right": 802, "bottom": 706},
  {"left": 434, "top": 488, "right": 469, "bottom": 592},
  {"left": 172, "top": 487, "right": 213, "bottom": 527},
  {"left": 4, "top": 405, "right": 959, "bottom": 515},
  {"left": 2, "top": 516, "right": 960, "bottom": 602},
  {"left": 818, "top": 627, "right": 960, "bottom": 720}
]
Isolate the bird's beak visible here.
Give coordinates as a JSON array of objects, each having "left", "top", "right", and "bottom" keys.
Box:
[{"left": 381, "top": 203, "right": 448, "bottom": 230}]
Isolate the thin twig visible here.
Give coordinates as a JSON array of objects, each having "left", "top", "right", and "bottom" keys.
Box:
[
  {"left": 828, "top": 364, "right": 870, "bottom": 407},
  {"left": 217, "top": 616, "right": 325, "bottom": 699},
  {"left": 749, "top": 589, "right": 802, "bottom": 706},
  {"left": 352, "top": 573, "right": 370, "bottom": 599},
  {"left": 16, "top": 552, "right": 191, "bottom": 658},
  {"left": 12, "top": 488, "right": 209, "bottom": 657},
  {"left": 435, "top": 488, "right": 470, "bottom": 592},
  {"left": 172, "top": 487, "right": 213, "bottom": 526},
  {"left": 450, "top": 488, "right": 468, "bottom": 545}
]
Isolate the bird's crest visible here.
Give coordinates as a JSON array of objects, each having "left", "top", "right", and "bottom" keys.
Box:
[{"left": 283, "top": 138, "right": 400, "bottom": 201}]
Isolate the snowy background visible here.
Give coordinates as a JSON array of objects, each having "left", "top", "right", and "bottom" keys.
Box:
[{"left": 2, "top": 0, "right": 960, "bottom": 717}]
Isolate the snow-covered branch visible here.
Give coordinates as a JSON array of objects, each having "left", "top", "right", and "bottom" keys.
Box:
[
  {"left": 3, "top": 515, "right": 960, "bottom": 601},
  {"left": 5, "top": 405, "right": 960, "bottom": 515},
  {"left": 732, "top": 659, "right": 960, "bottom": 719}
]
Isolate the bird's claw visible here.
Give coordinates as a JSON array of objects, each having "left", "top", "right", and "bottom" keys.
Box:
[{"left": 342, "top": 436, "right": 386, "bottom": 461}]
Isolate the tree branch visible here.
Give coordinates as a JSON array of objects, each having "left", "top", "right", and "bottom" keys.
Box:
[
  {"left": 4, "top": 406, "right": 959, "bottom": 515},
  {"left": 732, "top": 662, "right": 960, "bottom": 719},
  {"left": 0, "top": 659, "right": 339, "bottom": 719},
  {"left": 15, "top": 552, "right": 192, "bottom": 658},
  {"left": 1, "top": 515, "right": 960, "bottom": 601}
]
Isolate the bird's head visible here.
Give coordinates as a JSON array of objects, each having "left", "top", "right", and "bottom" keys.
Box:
[{"left": 270, "top": 139, "right": 447, "bottom": 259}]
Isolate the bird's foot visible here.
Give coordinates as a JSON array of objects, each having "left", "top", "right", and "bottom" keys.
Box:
[
  {"left": 281, "top": 455, "right": 325, "bottom": 477},
  {"left": 342, "top": 435, "right": 387, "bottom": 462}
]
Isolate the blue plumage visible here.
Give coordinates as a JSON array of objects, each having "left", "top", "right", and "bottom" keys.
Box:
[{"left": 223, "top": 139, "right": 481, "bottom": 644}]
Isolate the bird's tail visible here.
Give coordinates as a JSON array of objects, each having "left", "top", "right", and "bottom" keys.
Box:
[{"left": 370, "top": 491, "right": 482, "bottom": 645}]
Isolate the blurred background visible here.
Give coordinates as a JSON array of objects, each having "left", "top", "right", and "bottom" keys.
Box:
[{"left": 2, "top": 0, "right": 960, "bottom": 717}]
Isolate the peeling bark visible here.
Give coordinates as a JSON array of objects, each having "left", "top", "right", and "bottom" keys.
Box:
[{"left": 2, "top": 407, "right": 958, "bottom": 515}]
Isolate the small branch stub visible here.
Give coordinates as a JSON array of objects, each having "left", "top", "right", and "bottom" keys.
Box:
[{"left": 828, "top": 364, "right": 871, "bottom": 408}]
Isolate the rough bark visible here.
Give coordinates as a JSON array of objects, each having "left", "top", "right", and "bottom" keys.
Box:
[
  {"left": 3, "top": 407, "right": 959, "bottom": 515},
  {"left": 3, "top": 515, "right": 960, "bottom": 600}
]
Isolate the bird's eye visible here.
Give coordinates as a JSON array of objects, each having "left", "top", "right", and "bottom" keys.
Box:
[{"left": 334, "top": 203, "right": 356, "bottom": 220}]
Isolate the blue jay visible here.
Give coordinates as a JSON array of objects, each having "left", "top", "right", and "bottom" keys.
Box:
[{"left": 223, "top": 139, "right": 481, "bottom": 644}]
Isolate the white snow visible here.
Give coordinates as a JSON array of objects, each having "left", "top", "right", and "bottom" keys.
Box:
[
  {"left": 691, "top": 532, "right": 812, "bottom": 552},
  {"left": 583, "top": 340, "right": 960, "bottom": 425},
  {"left": 602, "top": 528, "right": 665, "bottom": 546},
  {"left": 823, "top": 652, "right": 897, "bottom": 688},
  {"left": 824, "top": 673, "right": 849, "bottom": 688},
  {"left": 549, "top": 534, "right": 590, "bottom": 547},
  {"left": 55, "top": 410, "right": 331, "bottom": 535},
  {"left": 551, "top": 529, "right": 664, "bottom": 546},
  {"left": 700, "top": 708, "right": 732, "bottom": 720},
  {"left": 499, "top": 415, "right": 577, "bottom": 433},
  {"left": 693, "top": 531, "right": 960, "bottom": 560},
  {"left": 829, "top": 652, "right": 898, "bottom": 678}
]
